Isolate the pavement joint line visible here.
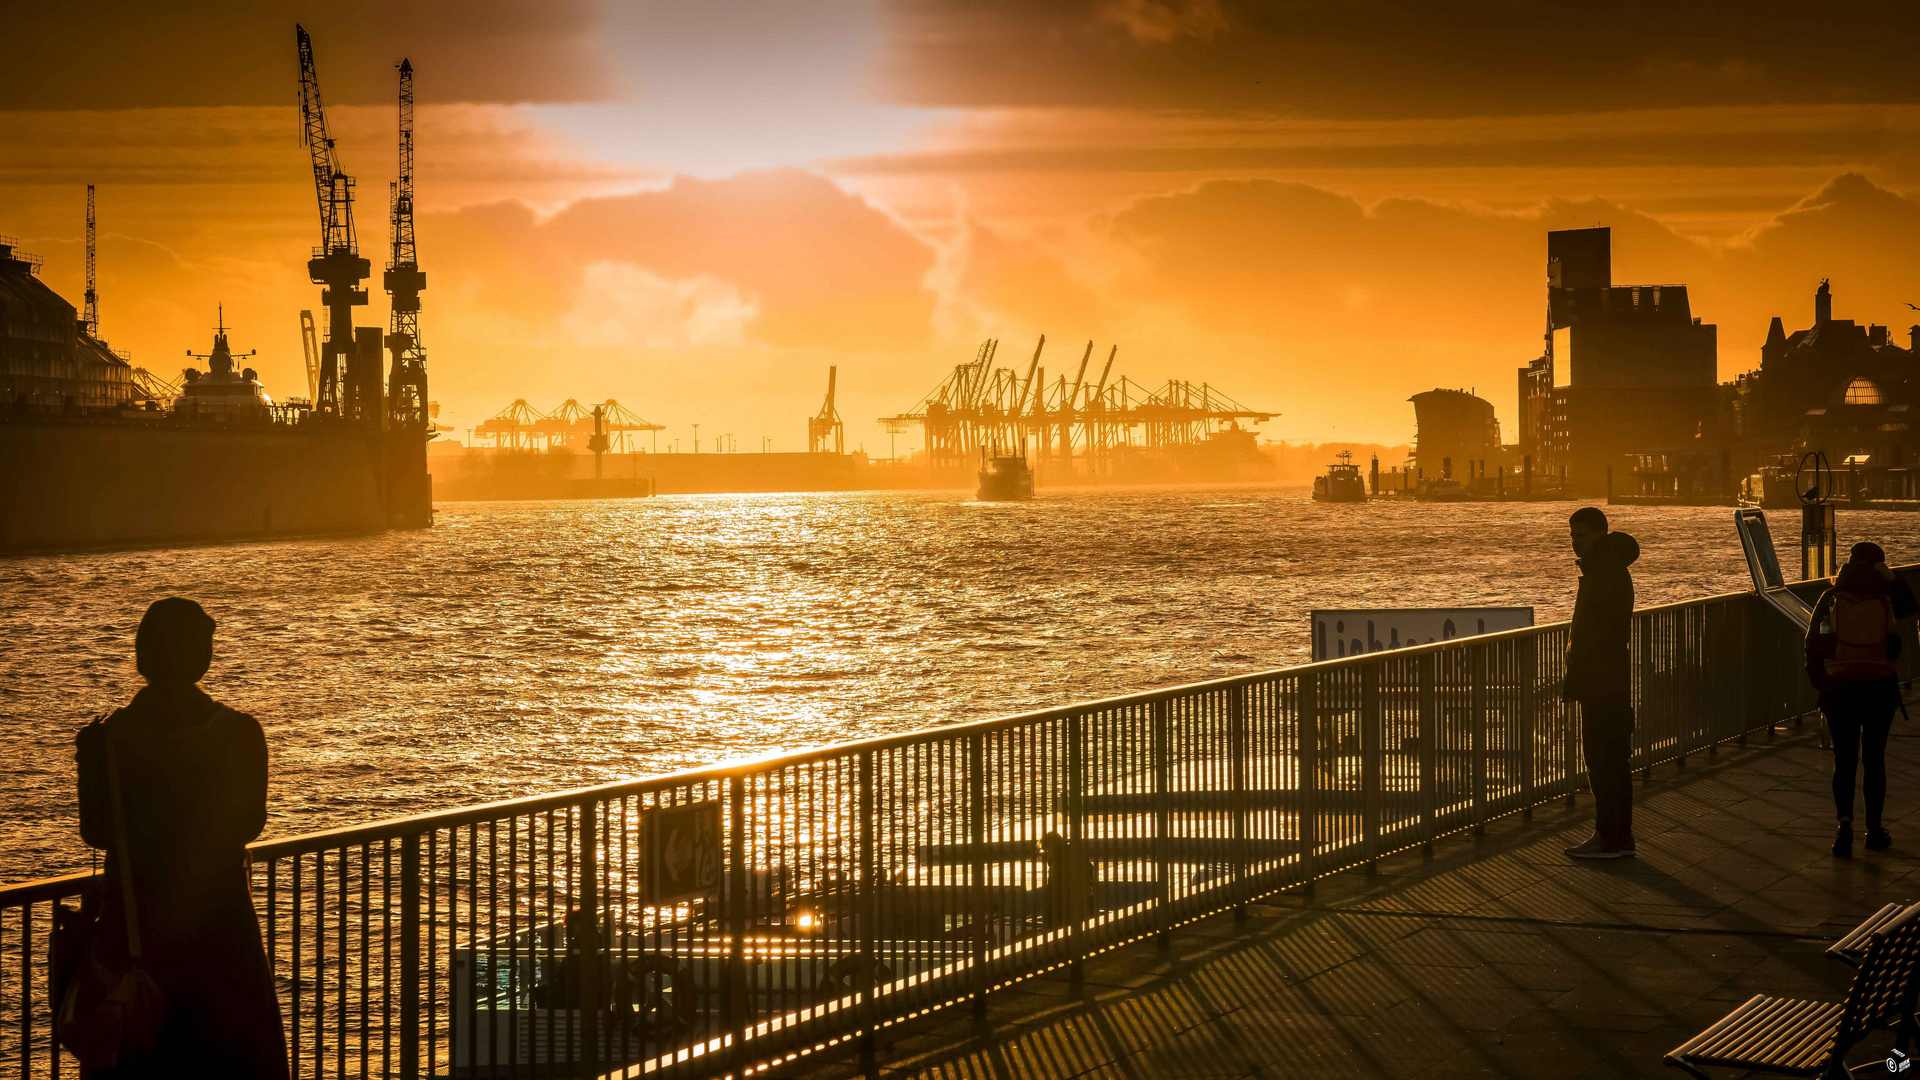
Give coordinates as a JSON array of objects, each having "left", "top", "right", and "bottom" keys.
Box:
[{"left": 1309, "top": 904, "right": 1835, "bottom": 941}]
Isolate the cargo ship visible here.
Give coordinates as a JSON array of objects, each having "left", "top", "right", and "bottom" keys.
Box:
[
  {"left": 977, "top": 446, "right": 1035, "bottom": 501},
  {"left": 0, "top": 239, "right": 431, "bottom": 553}
]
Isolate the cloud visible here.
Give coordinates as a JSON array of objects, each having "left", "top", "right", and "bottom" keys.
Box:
[{"left": 1095, "top": 0, "right": 1228, "bottom": 44}]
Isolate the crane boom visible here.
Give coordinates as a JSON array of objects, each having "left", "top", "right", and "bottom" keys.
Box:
[
  {"left": 83, "top": 185, "right": 98, "bottom": 338},
  {"left": 299, "top": 310, "right": 320, "bottom": 402},
  {"left": 295, "top": 24, "right": 370, "bottom": 421},
  {"left": 384, "top": 57, "right": 428, "bottom": 431}
]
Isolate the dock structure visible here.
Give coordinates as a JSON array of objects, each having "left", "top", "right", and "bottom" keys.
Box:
[
  {"left": 882, "top": 338, "right": 1277, "bottom": 479},
  {"left": 0, "top": 571, "right": 1895, "bottom": 1079},
  {"left": 473, "top": 397, "right": 665, "bottom": 452}
]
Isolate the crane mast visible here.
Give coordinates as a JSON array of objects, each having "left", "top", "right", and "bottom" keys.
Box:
[
  {"left": 296, "top": 24, "right": 370, "bottom": 422},
  {"left": 809, "top": 366, "right": 844, "bottom": 454},
  {"left": 83, "top": 185, "right": 98, "bottom": 338},
  {"left": 383, "top": 58, "right": 428, "bottom": 431}
]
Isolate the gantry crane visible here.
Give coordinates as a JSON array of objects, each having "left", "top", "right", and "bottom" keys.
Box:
[
  {"left": 809, "top": 366, "right": 845, "bottom": 454},
  {"left": 83, "top": 185, "right": 98, "bottom": 338},
  {"left": 296, "top": 24, "right": 370, "bottom": 422},
  {"left": 383, "top": 58, "right": 428, "bottom": 432}
]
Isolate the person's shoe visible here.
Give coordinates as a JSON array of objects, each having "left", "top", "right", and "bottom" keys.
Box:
[
  {"left": 1566, "top": 834, "right": 1632, "bottom": 860},
  {"left": 1867, "top": 826, "right": 1893, "bottom": 851},
  {"left": 1834, "top": 822, "right": 1854, "bottom": 858}
]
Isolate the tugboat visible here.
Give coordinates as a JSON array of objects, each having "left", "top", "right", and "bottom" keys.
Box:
[
  {"left": 977, "top": 444, "right": 1034, "bottom": 501},
  {"left": 1311, "top": 450, "right": 1368, "bottom": 502},
  {"left": 174, "top": 306, "right": 274, "bottom": 422}
]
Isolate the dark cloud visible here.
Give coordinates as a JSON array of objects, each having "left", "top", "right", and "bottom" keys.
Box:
[
  {"left": 0, "top": 1, "right": 614, "bottom": 109},
  {"left": 882, "top": 0, "right": 1920, "bottom": 116}
]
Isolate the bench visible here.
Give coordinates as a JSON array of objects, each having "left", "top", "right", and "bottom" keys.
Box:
[
  {"left": 1828, "top": 902, "right": 1916, "bottom": 970},
  {"left": 1665, "top": 904, "right": 1920, "bottom": 1079}
]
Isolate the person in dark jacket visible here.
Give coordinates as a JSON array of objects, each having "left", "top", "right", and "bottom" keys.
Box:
[
  {"left": 1806, "top": 542, "right": 1916, "bottom": 857},
  {"left": 1562, "top": 507, "right": 1640, "bottom": 860},
  {"left": 75, "top": 598, "right": 288, "bottom": 1079}
]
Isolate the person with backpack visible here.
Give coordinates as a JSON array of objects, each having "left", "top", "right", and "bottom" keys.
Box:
[
  {"left": 71, "top": 599, "right": 288, "bottom": 1077},
  {"left": 1806, "top": 543, "right": 1918, "bottom": 858},
  {"left": 1563, "top": 507, "right": 1641, "bottom": 860}
]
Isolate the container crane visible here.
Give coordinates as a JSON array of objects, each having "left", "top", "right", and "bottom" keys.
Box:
[
  {"left": 383, "top": 58, "right": 428, "bottom": 431},
  {"left": 296, "top": 24, "right": 370, "bottom": 422},
  {"left": 809, "top": 366, "right": 845, "bottom": 454}
]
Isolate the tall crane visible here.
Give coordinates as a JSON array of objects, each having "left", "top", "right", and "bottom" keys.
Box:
[
  {"left": 809, "top": 366, "right": 844, "bottom": 454},
  {"left": 83, "top": 185, "right": 98, "bottom": 338},
  {"left": 383, "top": 58, "right": 428, "bottom": 431},
  {"left": 296, "top": 24, "right": 370, "bottom": 422}
]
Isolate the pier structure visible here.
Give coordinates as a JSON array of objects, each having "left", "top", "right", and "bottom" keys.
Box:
[
  {"left": 0, "top": 569, "right": 1893, "bottom": 1078},
  {"left": 883, "top": 338, "right": 1277, "bottom": 480}
]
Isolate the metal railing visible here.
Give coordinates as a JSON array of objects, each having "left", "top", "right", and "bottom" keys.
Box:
[{"left": 2, "top": 571, "right": 1896, "bottom": 1079}]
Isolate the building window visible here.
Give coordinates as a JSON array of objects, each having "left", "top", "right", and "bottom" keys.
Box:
[{"left": 1845, "top": 378, "right": 1883, "bottom": 405}]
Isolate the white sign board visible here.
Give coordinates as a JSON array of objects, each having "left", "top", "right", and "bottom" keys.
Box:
[{"left": 1311, "top": 607, "right": 1535, "bottom": 661}]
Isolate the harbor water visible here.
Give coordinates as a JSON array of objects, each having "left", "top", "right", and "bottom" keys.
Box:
[{"left": 5, "top": 486, "right": 1915, "bottom": 884}]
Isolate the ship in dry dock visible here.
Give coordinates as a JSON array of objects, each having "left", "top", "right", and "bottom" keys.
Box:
[{"left": 0, "top": 28, "right": 432, "bottom": 554}]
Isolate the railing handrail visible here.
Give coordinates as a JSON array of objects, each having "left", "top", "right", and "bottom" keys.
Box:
[{"left": 0, "top": 567, "right": 1850, "bottom": 904}]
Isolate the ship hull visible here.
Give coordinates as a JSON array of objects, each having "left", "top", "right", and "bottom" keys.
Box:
[{"left": 0, "top": 416, "right": 430, "bottom": 553}]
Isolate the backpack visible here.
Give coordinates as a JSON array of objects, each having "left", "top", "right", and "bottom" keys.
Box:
[{"left": 1825, "top": 591, "right": 1898, "bottom": 682}]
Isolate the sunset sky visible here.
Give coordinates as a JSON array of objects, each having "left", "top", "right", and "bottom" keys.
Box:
[{"left": 6, "top": 1, "right": 1920, "bottom": 449}]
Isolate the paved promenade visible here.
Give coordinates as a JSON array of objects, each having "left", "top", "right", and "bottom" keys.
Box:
[{"left": 785, "top": 714, "right": 1920, "bottom": 1079}]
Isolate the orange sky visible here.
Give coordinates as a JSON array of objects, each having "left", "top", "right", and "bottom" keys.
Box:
[{"left": 6, "top": 1, "right": 1920, "bottom": 448}]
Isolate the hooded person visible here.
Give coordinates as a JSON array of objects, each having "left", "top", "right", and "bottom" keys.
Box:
[
  {"left": 73, "top": 598, "right": 289, "bottom": 1079},
  {"left": 1562, "top": 507, "right": 1640, "bottom": 860},
  {"left": 1806, "top": 542, "right": 1916, "bottom": 857}
]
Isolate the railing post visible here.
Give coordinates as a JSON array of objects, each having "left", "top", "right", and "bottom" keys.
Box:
[
  {"left": 579, "top": 801, "right": 601, "bottom": 1080},
  {"left": 1639, "top": 613, "right": 1655, "bottom": 780},
  {"left": 1471, "top": 645, "right": 1487, "bottom": 836},
  {"left": 1518, "top": 636, "right": 1537, "bottom": 820},
  {"left": 1231, "top": 685, "right": 1249, "bottom": 914},
  {"left": 1297, "top": 672, "right": 1318, "bottom": 894},
  {"left": 857, "top": 753, "right": 876, "bottom": 1070},
  {"left": 1153, "top": 699, "right": 1171, "bottom": 945},
  {"left": 1066, "top": 712, "right": 1084, "bottom": 983},
  {"left": 1418, "top": 654, "right": 1437, "bottom": 855},
  {"left": 725, "top": 777, "right": 751, "bottom": 1074},
  {"left": 1563, "top": 631, "right": 1579, "bottom": 807},
  {"left": 401, "top": 836, "right": 420, "bottom": 1080},
  {"left": 1361, "top": 666, "right": 1381, "bottom": 871},
  {"left": 969, "top": 732, "right": 988, "bottom": 1019}
]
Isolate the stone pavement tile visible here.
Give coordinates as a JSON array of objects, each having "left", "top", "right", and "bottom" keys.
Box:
[
  {"left": 1320, "top": 999, "right": 1470, "bottom": 1077},
  {"left": 1483, "top": 961, "right": 1591, "bottom": 993},
  {"left": 1284, "top": 959, "right": 1414, "bottom": 1018}
]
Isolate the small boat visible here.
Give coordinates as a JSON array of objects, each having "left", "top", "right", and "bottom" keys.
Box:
[
  {"left": 1311, "top": 451, "right": 1368, "bottom": 502},
  {"left": 977, "top": 448, "right": 1034, "bottom": 501},
  {"left": 1418, "top": 478, "right": 1473, "bottom": 502}
]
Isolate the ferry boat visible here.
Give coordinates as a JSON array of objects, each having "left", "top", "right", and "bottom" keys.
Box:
[
  {"left": 1311, "top": 451, "right": 1367, "bottom": 502},
  {"left": 977, "top": 447, "right": 1034, "bottom": 501}
]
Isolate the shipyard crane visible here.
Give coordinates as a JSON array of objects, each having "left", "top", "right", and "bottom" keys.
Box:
[
  {"left": 809, "top": 366, "right": 844, "bottom": 454},
  {"left": 383, "top": 58, "right": 428, "bottom": 432},
  {"left": 296, "top": 24, "right": 370, "bottom": 422},
  {"left": 83, "top": 185, "right": 98, "bottom": 338}
]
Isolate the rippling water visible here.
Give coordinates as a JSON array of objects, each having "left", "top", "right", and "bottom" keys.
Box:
[{"left": 6, "top": 486, "right": 1917, "bottom": 883}]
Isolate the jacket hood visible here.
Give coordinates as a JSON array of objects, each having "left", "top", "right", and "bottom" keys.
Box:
[{"left": 1584, "top": 530, "right": 1639, "bottom": 569}]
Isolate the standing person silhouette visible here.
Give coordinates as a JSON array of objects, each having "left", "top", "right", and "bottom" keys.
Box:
[
  {"left": 1806, "top": 542, "right": 1917, "bottom": 858},
  {"left": 75, "top": 598, "right": 288, "bottom": 1078},
  {"left": 1563, "top": 507, "right": 1640, "bottom": 860}
]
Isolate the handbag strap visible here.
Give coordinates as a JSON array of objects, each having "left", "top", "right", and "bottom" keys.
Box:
[{"left": 102, "top": 732, "right": 144, "bottom": 963}]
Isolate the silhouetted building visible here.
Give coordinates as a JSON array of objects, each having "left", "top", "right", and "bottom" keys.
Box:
[
  {"left": 1410, "top": 388, "right": 1500, "bottom": 480},
  {"left": 1734, "top": 280, "right": 1918, "bottom": 465},
  {"left": 0, "top": 239, "right": 132, "bottom": 409},
  {"left": 1517, "top": 227, "right": 1717, "bottom": 494}
]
